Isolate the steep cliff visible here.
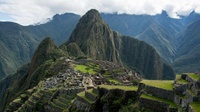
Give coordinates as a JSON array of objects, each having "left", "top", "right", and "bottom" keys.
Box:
[{"left": 63, "top": 9, "right": 175, "bottom": 79}]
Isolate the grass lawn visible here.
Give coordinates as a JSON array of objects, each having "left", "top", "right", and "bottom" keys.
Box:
[
  {"left": 99, "top": 85, "right": 138, "bottom": 91},
  {"left": 190, "top": 102, "right": 200, "bottom": 111},
  {"left": 87, "top": 89, "right": 98, "bottom": 96},
  {"left": 74, "top": 64, "right": 97, "bottom": 74},
  {"left": 186, "top": 73, "right": 200, "bottom": 81},
  {"left": 141, "top": 80, "right": 174, "bottom": 91},
  {"left": 107, "top": 78, "right": 122, "bottom": 84},
  {"left": 176, "top": 75, "right": 187, "bottom": 84},
  {"left": 77, "top": 91, "right": 95, "bottom": 104},
  {"left": 141, "top": 94, "right": 177, "bottom": 108}
]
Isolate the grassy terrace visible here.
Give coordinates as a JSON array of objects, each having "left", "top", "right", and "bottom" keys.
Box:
[
  {"left": 107, "top": 78, "right": 122, "bottom": 84},
  {"left": 187, "top": 89, "right": 196, "bottom": 96},
  {"left": 186, "top": 73, "right": 200, "bottom": 81},
  {"left": 141, "top": 94, "right": 177, "bottom": 108},
  {"left": 99, "top": 85, "right": 138, "bottom": 91},
  {"left": 87, "top": 89, "right": 98, "bottom": 96},
  {"left": 141, "top": 80, "right": 174, "bottom": 91},
  {"left": 176, "top": 75, "right": 188, "bottom": 84},
  {"left": 77, "top": 91, "right": 95, "bottom": 104},
  {"left": 190, "top": 102, "right": 200, "bottom": 111},
  {"left": 13, "top": 98, "right": 22, "bottom": 103},
  {"left": 74, "top": 64, "right": 97, "bottom": 74}
]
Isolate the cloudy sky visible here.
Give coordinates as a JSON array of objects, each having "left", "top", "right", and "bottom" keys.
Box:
[{"left": 0, "top": 0, "right": 200, "bottom": 25}]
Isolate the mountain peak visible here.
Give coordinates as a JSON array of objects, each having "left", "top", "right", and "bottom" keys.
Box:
[
  {"left": 79, "top": 9, "right": 103, "bottom": 24},
  {"left": 84, "top": 9, "right": 101, "bottom": 19},
  {"left": 67, "top": 8, "right": 111, "bottom": 44},
  {"left": 28, "top": 37, "right": 58, "bottom": 75}
]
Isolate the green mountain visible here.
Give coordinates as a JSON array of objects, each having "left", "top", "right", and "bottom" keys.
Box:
[
  {"left": 173, "top": 19, "right": 200, "bottom": 73},
  {"left": 0, "top": 9, "right": 176, "bottom": 111},
  {"left": 0, "top": 37, "right": 142, "bottom": 111},
  {"left": 0, "top": 13, "right": 79, "bottom": 79},
  {"left": 1, "top": 10, "right": 200, "bottom": 80},
  {"left": 101, "top": 11, "right": 184, "bottom": 63},
  {"left": 0, "top": 37, "right": 66, "bottom": 110},
  {"left": 0, "top": 22, "right": 38, "bottom": 79},
  {"left": 62, "top": 9, "right": 175, "bottom": 79}
]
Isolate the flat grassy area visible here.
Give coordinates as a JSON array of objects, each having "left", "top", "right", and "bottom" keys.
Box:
[
  {"left": 141, "top": 80, "right": 174, "bottom": 91},
  {"left": 87, "top": 89, "right": 98, "bottom": 96},
  {"left": 190, "top": 102, "right": 200, "bottom": 111},
  {"left": 99, "top": 85, "right": 138, "bottom": 91},
  {"left": 141, "top": 94, "right": 177, "bottom": 108},
  {"left": 107, "top": 78, "right": 122, "bottom": 84},
  {"left": 176, "top": 75, "right": 187, "bottom": 84},
  {"left": 74, "top": 64, "right": 97, "bottom": 74},
  {"left": 186, "top": 73, "right": 200, "bottom": 81},
  {"left": 77, "top": 91, "right": 95, "bottom": 104}
]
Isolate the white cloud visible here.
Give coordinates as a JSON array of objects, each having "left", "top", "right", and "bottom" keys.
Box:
[{"left": 0, "top": 0, "right": 200, "bottom": 25}]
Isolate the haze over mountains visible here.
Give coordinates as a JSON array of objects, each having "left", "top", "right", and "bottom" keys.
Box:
[
  {"left": 0, "top": 9, "right": 174, "bottom": 111},
  {"left": 0, "top": 10, "right": 200, "bottom": 79}
]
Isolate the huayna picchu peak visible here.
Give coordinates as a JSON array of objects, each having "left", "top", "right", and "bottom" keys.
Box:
[
  {"left": 2, "top": 8, "right": 199, "bottom": 112},
  {"left": 62, "top": 9, "right": 175, "bottom": 80}
]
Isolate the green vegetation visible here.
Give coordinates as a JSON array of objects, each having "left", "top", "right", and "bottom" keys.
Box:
[
  {"left": 107, "top": 78, "right": 122, "bottom": 84},
  {"left": 13, "top": 98, "right": 22, "bottom": 103},
  {"left": 141, "top": 94, "right": 177, "bottom": 108},
  {"left": 74, "top": 64, "right": 97, "bottom": 74},
  {"left": 141, "top": 80, "right": 174, "bottom": 91},
  {"left": 186, "top": 73, "right": 200, "bottom": 81},
  {"left": 87, "top": 89, "right": 98, "bottom": 96},
  {"left": 187, "top": 89, "right": 196, "bottom": 96},
  {"left": 99, "top": 85, "right": 138, "bottom": 91},
  {"left": 175, "top": 75, "right": 187, "bottom": 84},
  {"left": 77, "top": 91, "right": 95, "bottom": 104},
  {"left": 190, "top": 102, "right": 200, "bottom": 111}
]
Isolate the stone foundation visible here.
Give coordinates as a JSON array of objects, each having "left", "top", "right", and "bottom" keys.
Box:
[
  {"left": 139, "top": 97, "right": 169, "bottom": 112},
  {"left": 145, "top": 85, "right": 175, "bottom": 100}
]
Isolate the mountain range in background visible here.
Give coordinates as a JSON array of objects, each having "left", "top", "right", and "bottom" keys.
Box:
[
  {"left": 1, "top": 10, "right": 200, "bottom": 79},
  {"left": 0, "top": 9, "right": 174, "bottom": 111}
]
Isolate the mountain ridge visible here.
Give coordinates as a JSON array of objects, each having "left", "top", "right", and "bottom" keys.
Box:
[
  {"left": 62, "top": 9, "right": 175, "bottom": 79},
  {"left": 0, "top": 9, "right": 200, "bottom": 79}
]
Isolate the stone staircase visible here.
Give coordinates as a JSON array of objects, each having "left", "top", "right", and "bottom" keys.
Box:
[
  {"left": 7, "top": 88, "right": 56, "bottom": 112},
  {"left": 5, "top": 88, "right": 37, "bottom": 112},
  {"left": 76, "top": 88, "right": 98, "bottom": 104},
  {"left": 70, "top": 87, "right": 98, "bottom": 112},
  {"left": 45, "top": 87, "right": 84, "bottom": 112}
]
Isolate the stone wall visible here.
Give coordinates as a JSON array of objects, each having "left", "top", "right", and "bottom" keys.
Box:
[
  {"left": 92, "top": 88, "right": 98, "bottom": 94},
  {"left": 174, "top": 84, "right": 187, "bottom": 95},
  {"left": 70, "top": 96, "right": 93, "bottom": 112},
  {"left": 188, "top": 105, "right": 195, "bottom": 112},
  {"left": 145, "top": 85, "right": 175, "bottom": 100},
  {"left": 174, "top": 95, "right": 182, "bottom": 106},
  {"left": 85, "top": 91, "right": 97, "bottom": 101},
  {"left": 45, "top": 104, "right": 62, "bottom": 112},
  {"left": 59, "top": 87, "right": 84, "bottom": 95},
  {"left": 191, "top": 86, "right": 200, "bottom": 96},
  {"left": 169, "top": 107, "right": 178, "bottom": 112},
  {"left": 139, "top": 97, "right": 169, "bottom": 112}
]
